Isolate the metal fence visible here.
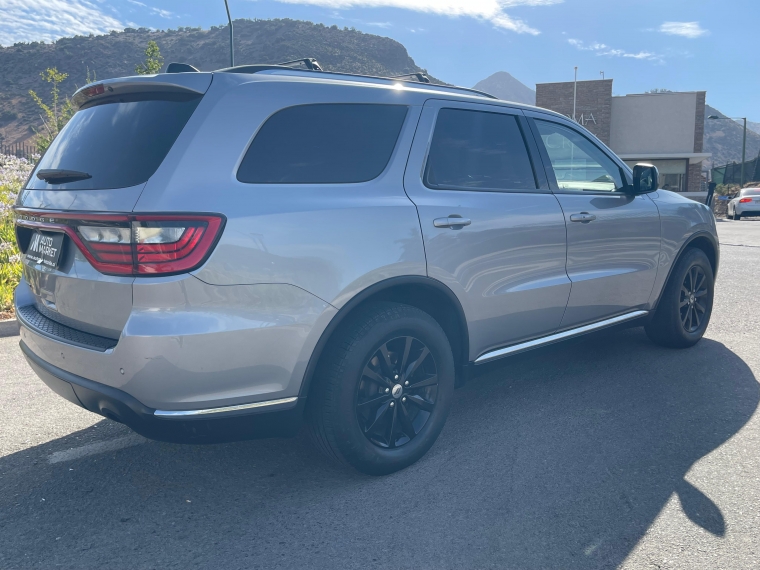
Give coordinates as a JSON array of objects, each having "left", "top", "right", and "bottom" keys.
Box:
[
  {"left": 0, "top": 143, "right": 36, "bottom": 161},
  {"left": 712, "top": 154, "right": 760, "bottom": 185}
]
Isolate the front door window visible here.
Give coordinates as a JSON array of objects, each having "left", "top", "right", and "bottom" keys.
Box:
[{"left": 535, "top": 120, "right": 624, "bottom": 192}]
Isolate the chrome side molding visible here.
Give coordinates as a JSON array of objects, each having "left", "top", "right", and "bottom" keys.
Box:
[
  {"left": 154, "top": 396, "right": 299, "bottom": 418},
  {"left": 474, "top": 310, "right": 649, "bottom": 365}
]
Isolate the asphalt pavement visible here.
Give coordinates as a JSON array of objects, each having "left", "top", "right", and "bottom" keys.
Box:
[{"left": 1, "top": 218, "right": 760, "bottom": 569}]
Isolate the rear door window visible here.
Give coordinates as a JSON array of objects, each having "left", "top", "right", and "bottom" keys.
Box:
[
  {"left": 424, "top": 108, "right": 537, "bottom": 192},
  {"left": 29, "top": 93, "right": 202, "bottom": 190},
  {"left": 237, "top": 104, "right": 409, "bottom": 184}
]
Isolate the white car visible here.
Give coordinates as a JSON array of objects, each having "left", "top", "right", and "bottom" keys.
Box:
[{"left": 728, "top": 188, "right": 760, "bottom": 220}]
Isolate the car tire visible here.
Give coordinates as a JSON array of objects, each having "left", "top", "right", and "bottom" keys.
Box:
[
  {"left": 645, "top": 248, "right": 714, "bottom": 349},
  {"left": 307, "top": 302, "right": 455, "bottom": 475}
]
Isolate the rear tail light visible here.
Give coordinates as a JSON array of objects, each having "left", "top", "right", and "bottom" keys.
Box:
[
  {"left": 15, "top": 211, "right": 224, "bottom": 276},
  {"left": 739, "top": 197, "right": 753, "bottom": 203}
]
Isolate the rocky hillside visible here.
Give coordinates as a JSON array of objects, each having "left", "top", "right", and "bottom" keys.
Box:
[
  {"left": 704, "top": 105, "right": 760, "bottom": 168},
  {"left": 0, "top": 19, "right": 437, "bottom": 146},
  {"left": 473, "top": 72, "right": 535, "bottom": 105}
]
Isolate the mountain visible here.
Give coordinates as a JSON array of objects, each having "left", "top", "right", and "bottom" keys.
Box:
[
  {"left": 748, "top": 120, "right": 760, "bottom": 137},
  {"left": 0, "top": 19, "right": 440, "bottom": 147},
  {"left": 704, "top": 104, "right": 760, "bottom": 169},
  {"left": 473, "top": 72, "right": 535, "bottom": 105}
]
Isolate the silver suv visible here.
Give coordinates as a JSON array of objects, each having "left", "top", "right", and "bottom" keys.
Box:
[{"left": 14, "top": 63, "right": 718, "bottom": 474}]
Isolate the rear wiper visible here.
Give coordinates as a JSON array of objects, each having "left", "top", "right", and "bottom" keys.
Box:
[{"left": 36, "top": 169, "right": 92, "bottom": 184}]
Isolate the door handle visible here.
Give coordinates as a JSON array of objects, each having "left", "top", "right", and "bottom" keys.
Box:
[
  {"left": 434, "top": 216, "right": 472, "bottom": 228},
  {"left": 569, "top": 212, "right": 597, "bottom": 224}
]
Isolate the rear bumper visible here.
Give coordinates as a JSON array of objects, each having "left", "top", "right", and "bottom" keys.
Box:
[
  {"left": 14, "top": 274, "right": 336, "bottom": 412},
  {"left": 20, "top": 340, "right": 305, "bottom": 443}
]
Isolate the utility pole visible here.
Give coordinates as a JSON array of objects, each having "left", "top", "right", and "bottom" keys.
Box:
[
  {"left": 224, "top": 0, "right": 234, "bottom": 68},
  {"left": 741, "top": 117, "right": 747, "bottom": 188},
  {"left": 600, "top": 71, "right": 604, "bottom": 80},
  {"left": 573, "top": 66, "right": 578, "bottom": 122}
]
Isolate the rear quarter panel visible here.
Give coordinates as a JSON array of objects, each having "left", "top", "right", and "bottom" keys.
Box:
[
  {"left": 134, "top": 76, "right": 427, "bottom": 308},
  {"left": 647, "top": 190, "right": 718, "bottom": 307}
]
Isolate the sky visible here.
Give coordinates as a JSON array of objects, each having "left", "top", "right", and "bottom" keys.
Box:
[{"left": 0, "top": 0, "right": 758, "bottom": 120}]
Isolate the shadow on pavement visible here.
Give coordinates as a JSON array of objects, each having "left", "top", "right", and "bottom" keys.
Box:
[{"left": 0, "top": 327, "right": 757, "bottom": 569}]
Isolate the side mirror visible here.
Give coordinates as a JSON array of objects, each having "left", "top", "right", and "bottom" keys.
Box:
[{"left": 632, "top": 163, "right": 659, "bottom": 194}]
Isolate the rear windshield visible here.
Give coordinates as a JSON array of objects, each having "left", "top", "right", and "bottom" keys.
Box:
[
  {"left": 741, "top": 189, "right": 760, "bottom": 196},
  {"left": 237, "top": 104, "right": 408, "bottom": 184},
  {"left": 28, "top": 93, "right": 202, "bottom": 190}
]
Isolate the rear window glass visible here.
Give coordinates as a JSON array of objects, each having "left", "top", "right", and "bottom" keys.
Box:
[
  {"left": 741, "top": 188, "right": 760, "bottom": 196},
  {"left": 237, "top": 104, "right": 408, "bottom": 184},
  {"left": 28, "top": 93, "right": 202, "bottom": 190},
  {"left": 424, "top": 108, "right": 537, "bottom": 191}
]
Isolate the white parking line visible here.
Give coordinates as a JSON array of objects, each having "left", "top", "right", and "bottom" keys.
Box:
[
  {"left": 721, "top": 242, "right": 760, "bottom": 248},
  {"left": 48, "top": 434, "right": 147, "bottom": 464}
]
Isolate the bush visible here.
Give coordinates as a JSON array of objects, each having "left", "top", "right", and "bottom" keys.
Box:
[{"left": 0, "top": 154, "right": 36, "bottom": 317}]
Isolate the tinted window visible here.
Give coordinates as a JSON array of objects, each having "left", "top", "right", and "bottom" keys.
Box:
[
  {"left": 535, "top": 120, "right": 623, "bottom": 192},
  {"left": 29, "top": 93, "right": 202, "bottom": 190},
  {"left": 424, "top": 108, "right": 536, "bottom": 191},
  {"left": 237, "top": 104, "right": 408, "bottom": 184}
]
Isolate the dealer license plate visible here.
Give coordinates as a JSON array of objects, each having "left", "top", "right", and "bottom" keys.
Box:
[{"left": 26, "top": 231, "right": 65, "bottom": 269}]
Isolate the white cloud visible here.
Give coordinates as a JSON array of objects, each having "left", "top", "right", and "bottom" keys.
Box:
[
  {"left": 0, "top": 0, "right": 123, "bottom": 46},
  {"left": 150, "top": 7, "right": 174, "bottom": 18},
  {"left": 126, "top": 0, "right": 174, "bottom": 19},
  {"left": 568, "top": 38, "right": 660, "bottom": 62},
  {"left": 659, "top": 21, "right": 708, "bottom": 38},
  {"left": 568, "top": 39, "right": 607, "bottom": 51},
  {"left": 272, "top": 0, "right": 564, "bottom": 34}
]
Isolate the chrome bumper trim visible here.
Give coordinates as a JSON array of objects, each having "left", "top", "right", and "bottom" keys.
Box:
[
  {"left": 154, "top": 396, "right": 299, "bottom": 418},
  {"left": 474, "top": 310, "right": 649, "bottom": 365}
]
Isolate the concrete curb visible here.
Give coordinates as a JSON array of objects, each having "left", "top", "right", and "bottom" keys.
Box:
[{"left": 0, "top": 319, "right": 20, "bottom": 338}]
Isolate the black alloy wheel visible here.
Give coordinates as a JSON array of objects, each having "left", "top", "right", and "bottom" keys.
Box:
[
  {"left": 306, "top": 302, "right": 455, "bottom": 475},
  {"left": 679, "top": 266, "right": 708, "bottom": 333},
  {"left": 356, "top": 336, "right": 438, "bottom": 449},
  {"left": 645, "top": 247, "right": 714, "bottom": 349}
]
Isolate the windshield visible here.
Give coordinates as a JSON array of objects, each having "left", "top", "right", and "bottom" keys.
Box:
[
  {"left": 741, "top": 188, "right": 760, "bottom": 196},
  {"left": 28, "top": 93, "right": 202, "bottom": 190}
]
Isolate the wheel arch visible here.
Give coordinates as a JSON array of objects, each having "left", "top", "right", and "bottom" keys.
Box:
[
  {"left": 298, "top": 276, "right": 470, "bottom": 400},
  {"left": 652, "top": 230, "right": 719, "bottom": 311}
]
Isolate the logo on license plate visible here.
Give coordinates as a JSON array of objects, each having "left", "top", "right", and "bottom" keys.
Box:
[
  {"left": 28, "top": 231, "right": 63, "bottom": 268},
  {"left": 30, "top": 233, "right": 58, "bottom": 257}
]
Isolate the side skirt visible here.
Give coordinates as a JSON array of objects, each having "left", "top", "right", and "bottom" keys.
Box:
[{"left": 474, "top": 310, "right": 649, "bottom": 365}]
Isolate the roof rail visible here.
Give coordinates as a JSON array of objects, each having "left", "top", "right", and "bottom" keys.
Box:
[
  {"left": 391, "top": 72, "right": 431, "bottom": 84},
  {"left": 214, "top": 58, "right": 497, "bottom": 99},
  {"left": 166, "top": 62, "right": 200, "bottom": 73},
  {"left": 277, "top": 58, "right": 324, "bottom": 71}
]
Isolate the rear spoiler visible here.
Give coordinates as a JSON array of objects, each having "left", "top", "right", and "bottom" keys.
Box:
[{"left": 72, "top": 73, "right": 212, "bottom": 110}]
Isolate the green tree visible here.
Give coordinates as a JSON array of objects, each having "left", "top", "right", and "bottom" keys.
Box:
[
  {"left": 28, "top": 68, "right": 75, "bottom": 154},
  {"left": 135, "top": 40, "right": 164, "bottom": 75}
]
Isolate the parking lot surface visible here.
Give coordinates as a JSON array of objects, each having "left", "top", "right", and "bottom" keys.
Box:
[{"left": 1, "top": 218, "right": 759, "bottom": 569}]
